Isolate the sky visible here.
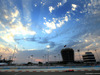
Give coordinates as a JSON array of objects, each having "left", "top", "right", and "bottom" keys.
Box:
[{"left": 0, "top": 0, "right": 100, "bottom": 63}]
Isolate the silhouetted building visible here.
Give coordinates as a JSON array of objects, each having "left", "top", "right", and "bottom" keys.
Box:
[
  {"left": 82, "top": 52, "right": 96, "bottom": 64},
  {"left": 61, "top": 48, "right": 74, "bottom": 63},
  {"left": 0, "top": 55, "right": 13, "bottom": 65}
]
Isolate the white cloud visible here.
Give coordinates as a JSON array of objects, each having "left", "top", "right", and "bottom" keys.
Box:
[
  {"left": 56, "top": 15, "right": 68, "bottom": 27},
  {"left": 0, "top": 33, "right": 15, "bottom": 43},
  {"left": 49, "top": 6, "right": 55, "bottom": 13},
  {"left": 21, "top": 49, "right": 36, "bottom": 51},
  {"left": 56, "top": 20, "right": 65, "bottom": 27},
  {"left": 0, "top": 3, "right": 37, "bottom": 44},
  {"left": 0, "top": 21, "right": 36, "bottom": 43},
  {"left": 72, "top": 4, "right": 77, "bottom": 11},
  {"left": 10, "top": 18, "right": 16, "bottom": 24},
  {"left": 64, "top": 16, "right": 68, "bottom": 22},
  {"left": 57, "top": 0, "right": 67, "bottom": 8},
  {"left": 45, "top": 29, "right": 52, "bottom": 34},
  {"left": 9, "top": 21, "right": 36, "bottom": 35},
  {"left": 43, "top": 15, "right": 69, "bottom": 34},
  {"left": 72, "top": 4, "right": 77, "bottom": 8},
  {"left": 57, "top": 2, "right": 62, "bottom": 7},
  {"left": 44, "top": 21, "right": 56, "bottom": 29},
  {"left": 72, "top": 8, "right": 75, "bottom": 11}
]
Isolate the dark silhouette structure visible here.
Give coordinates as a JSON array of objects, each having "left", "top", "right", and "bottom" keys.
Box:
[
  {"left": 82, "top": 52, "right": 96, "bottom": 64},
  {"left": 61, "top": 48, "right": 74, "bottom": 63},
  {"left": 0, "top": 59, "right": 13, "bottom": 65}
]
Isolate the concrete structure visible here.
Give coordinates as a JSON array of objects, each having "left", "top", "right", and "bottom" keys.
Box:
[
  {"left": 61, "top": 48, "right": 74, "bottom": 63},
  {"left": 82, "top": 52, "right": 96, "bottom": 64}
]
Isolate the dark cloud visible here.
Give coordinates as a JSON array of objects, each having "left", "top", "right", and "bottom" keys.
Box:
[
  {"left": 14, "top": 37, "right": 36, "bottom": 41},
  {"left": 49, "top": 42, "right": 56, "bottom": 48},
  {"left": 25, "top": 37, "right": 36, "bottom": 41},
  {"left": 38, "top": 38, "right": 49, "bottom": 44},
  {"left": 14, "top": 37, "right": 57, "bottom": 49}
]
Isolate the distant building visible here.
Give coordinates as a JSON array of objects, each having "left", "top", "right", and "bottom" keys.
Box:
[
  {"left": 82, "top": 52, "right": 96, "bottom": 64},
  {"left": 0, "top": 55, "right": 13, "bottom": 65},
  {"left": 61, "top": 48, "right": 74, "bottom": 63}
]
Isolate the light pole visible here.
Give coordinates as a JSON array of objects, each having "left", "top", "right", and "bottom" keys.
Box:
[
  {"left": 31, "top": 55, "right": 33, "bottom": 63},
  {"left": 48, "top": 50, "right": 50, "bottom": 64},
  {"left": 77, "top": 49, "right": 81, "bottom": 62},
  {"left": 43, "top": 56, "right": 44, "bottom": 63},
  {"left": 28, "top": 56, "right": 30, "bottom": 62},
  {"left": 12, "top": 45, "right": 16, "bottom": 62},
  {"left": 58, "top": 54, "right": 60, "bottom": 62},
  {"left": 54, "top": 56, "right": 56, "bottom": 66},
  {"left": 14, "top": 56, "right": 16, "bottom": 63},
  {"left": 54, "top": 56, "right": 56, "bottom": 61},
  {"left": 45, "top": 54, "right": 46, "bottom": 64}
]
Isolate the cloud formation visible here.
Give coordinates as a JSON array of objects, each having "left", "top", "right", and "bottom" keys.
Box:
[
  {"left": 72, "top": 4, "right": 77, "bottom": 11},
  {"left": 43, "top": 15, "right": 69, "bottom": 34},
  {"left": 57, "top": 2, "right": 62, "bottom": 7},
  {"left": 49, "top": 6, "right": 55, "bottom": 13}
]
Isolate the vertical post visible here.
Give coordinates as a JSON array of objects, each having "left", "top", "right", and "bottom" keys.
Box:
[
  {"left": 45, "top": 54, "right": 46, "bottom": 63},
  {"left": 77, "top": 49, "right": 81, "bottom": 63},
  {"left": 58, "top": 54, "right": 60, "bottom": 62},
  {"left": 47, "top": 49, "right": 50, "bottom": 68},
  {"left": 12, "top": 45, "right": 16, "bottom": 62},
  {"left": 54, "top": 56, "right": 56, "bottom": 61},
  {"left": 54, "top": 56, "right": 56, "bottom": 66},
  {"left": 31, "top": 55, "right": 33, "bottom": 63},
  {"left": 48, "top": 50, "right": 50, "bottom": 64},
  {"left": 43, "top": 56, "right": 44, "bottom": 63}
]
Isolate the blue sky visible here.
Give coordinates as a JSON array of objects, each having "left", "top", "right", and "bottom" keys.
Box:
[{"left": 0, "top": 0, "right": 100, "bottom": 63}]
